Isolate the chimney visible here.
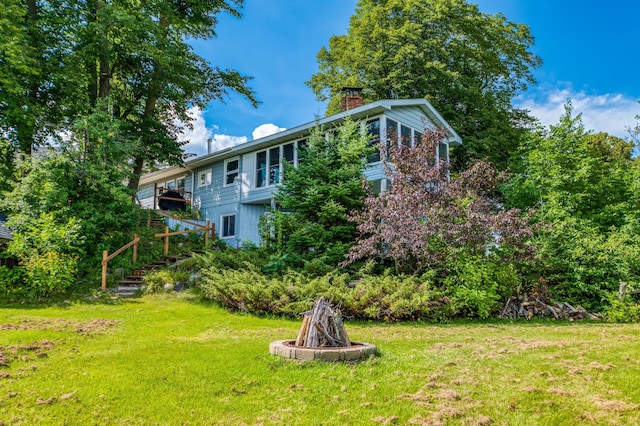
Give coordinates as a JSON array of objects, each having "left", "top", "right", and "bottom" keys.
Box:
[{"left": 341, "top": 87, "right": 364, "bottom": 111}]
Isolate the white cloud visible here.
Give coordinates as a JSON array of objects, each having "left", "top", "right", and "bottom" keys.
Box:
[
  {"left": 178, "top": 107, "right": 247, "bottom": 157},
  {"left": 252, "top": 123, "right": 286, "bottom": 140},
  {"left": 516, "top": 87, "right": 639, "bottom": 138}
]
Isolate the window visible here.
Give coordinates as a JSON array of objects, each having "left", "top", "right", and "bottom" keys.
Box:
[
  {"left": 414, "top": 131, "right": 423, "bottom": 145},
  {"left": 224, "top": 158, "right": 239, "bottom": 186},
  {"left": 256, "top": 151, "right": 267, "bottom": 188},
  {"left": 438, "top": 142, "right": 448, "bottom": 163},
  {"left": 385, "top": 118, "right": 398, "bottom": 157},
  {"left": 177, "top": 178, "right": 185, "bottom": 191},
  {"left": 165, "top": 180, "right": 176, "bottom": 190},
  {"left": 400, "top": 125, "right": 412, "bottom": 148},
  {"left": 221, "top": 214, "right": 236, "bottom": 238},
  {"left": 282, "top": 143, "right": 294, "bottom": 165},
  {"left": 256, "top": 142, "right": 301, "bottom": 188},
  {"left": 297, "top": 139, "right": 307, "bottom": 163},
  {"left": 198, "top": 169, "right": 212, "bottom": 187},
  {"left": 269, "top": 147, "right": 280, "bottom": 185},
  {"left": 366, "top": 119, "right": 381, "bottom": 163}
]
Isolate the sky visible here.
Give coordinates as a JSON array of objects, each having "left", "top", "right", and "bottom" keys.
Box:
[{"left": 180, "top": 0, "right": 640, "bottom": 157}]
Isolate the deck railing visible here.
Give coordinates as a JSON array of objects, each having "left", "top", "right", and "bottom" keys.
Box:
[
  {"left": 154, "top": 211, "right": 214, "bottom": 256},
  {"left": 153, "top": 183, "right": 192, "bottom": 210}
]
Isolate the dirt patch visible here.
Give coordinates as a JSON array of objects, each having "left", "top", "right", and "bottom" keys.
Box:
[
  {"left": 592, "top": 396, "right": 639, "bottom": 412},
  {"left": 0, "top": 318, "right": 119, "bottom": 336},
  {"left": 0, "top": 340, "right": 56, "bottom": 371}
]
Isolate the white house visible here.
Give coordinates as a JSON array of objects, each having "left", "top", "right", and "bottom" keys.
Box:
[{"left": 136, "top": 97, "right": 462, "bottom": 247}]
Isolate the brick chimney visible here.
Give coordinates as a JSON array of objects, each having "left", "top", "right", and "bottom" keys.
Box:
[{"left": 341, "top": 87, "right": 364, "bottom": 111}]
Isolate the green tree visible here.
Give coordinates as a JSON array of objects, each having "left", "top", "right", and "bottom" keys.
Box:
[
  {"left": 307, "top": 0, "right": 541, "bottom": 169},
  {"left": 0, "top": 0, "right": 257, "bottom": 186},
  {"left": 505, "top": 103, "right": 640, "bottom": 309},
  {"left": 263, "top": 118, "right": 373, "bottom": 269}
]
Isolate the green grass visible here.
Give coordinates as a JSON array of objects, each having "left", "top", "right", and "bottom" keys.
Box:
[{"left": 1, "top": 293, "right": 639, "bottom": 425}]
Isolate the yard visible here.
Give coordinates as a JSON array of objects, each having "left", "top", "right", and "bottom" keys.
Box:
[{"left": 1, "top": 293, "right": 639, "bottom": 425}]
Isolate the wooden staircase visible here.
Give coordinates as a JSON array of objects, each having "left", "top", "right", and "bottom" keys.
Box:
[
  {"left": 106, "top": 210, "right": 211, "bottom": 297},
  {"left": 114, "top": 254, "right": 196, "bottom": 297}
]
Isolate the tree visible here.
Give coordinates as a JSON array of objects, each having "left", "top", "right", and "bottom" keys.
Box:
[
  {"left": 262, "top": 118, "right": 374, "bottom": 269},
  {"left": 504, "top": 103, "right": 640, "bottom": 309},
  {"left": 345, "top": 129, "right": 535, "bottom": 275},
  {"left": 0, "top": 0, "right": 257, "bottom": 188},
  {"left": 307, "top": 0, "right": 541, "bottom": 170}
]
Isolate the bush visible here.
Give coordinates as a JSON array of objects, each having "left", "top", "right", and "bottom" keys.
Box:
[
  {"left": 603, "top": 291, "right": 640, "bottom": 323},
  {"left": 0, "top": 265, "right": 27, "bottom": 298},
  {"left": 23, "top": 251, "right": 78, "bottom": 298},
  {"left": 197, "top": 263, "right": 454, "bottom": 321},
  {"left": 143, "top": 270, "right": 191, "bottom": 294},
  {"left": 443, "top": 258, "right": 520, "bottom": 319}
]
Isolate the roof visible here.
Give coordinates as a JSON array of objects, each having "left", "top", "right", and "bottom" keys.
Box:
[
  {"left": 0, "top": 222, "right": 12, "bottom": 241},
  {"left": 139, "top": 98, "right": 462, "bottom": 185}
]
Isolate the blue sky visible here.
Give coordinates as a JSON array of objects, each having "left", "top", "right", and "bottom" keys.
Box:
[{"left": 181, "top": 1, "right": 640, "bottom": 157}]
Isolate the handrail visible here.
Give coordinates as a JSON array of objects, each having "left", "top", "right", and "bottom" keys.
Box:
[
  {"left": 101, "top": 234, "right": 140, "bottom": 290},
  {"left": 154, "top": 221, "right": 214, "bottom": 256}
]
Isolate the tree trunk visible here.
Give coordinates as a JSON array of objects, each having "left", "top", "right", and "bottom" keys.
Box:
[{"left": 127, "top": 14, "right": 167, "bottom": 192}]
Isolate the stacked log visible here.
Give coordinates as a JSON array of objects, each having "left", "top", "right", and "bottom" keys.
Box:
[
  {"left": 295, "top": 297, "right": 351, "bottom": 348},
  {"left": 499, "top": 295, "right": 603, "bottom": 321}
]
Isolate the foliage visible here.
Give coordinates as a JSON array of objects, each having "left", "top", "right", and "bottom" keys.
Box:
[
  {"left": 442, "top": 257, "right": 521, "bottom": 319},
  {"left": 345, "top": 129, "right": 535, "bottom": 275},
  {"left": 199, "top": 258, "right": 516, "bottom": 321},
  {"left": 21, "top": 250, "right": 78, "bottom": 298},
  {"left": 143, "top": 269, "right": 191, "bottom": 294},
  {"left": 1, "top": 0, "right": 257, "bottom": 189},
  {"left": 0, "top": 265, "right": 27, "bottom": 298},
  {"left": 191, "top": 244, "right": 270, "bottom": 272},
  {"left": 504, "top": 103, "right": 640, "bottom": 310},
  {"left": 4, "top": 149, "right": 140, "bottom": 294},
  {"left": 307, "top": 0, "right": 541, "bottom": 169},
  {"left": 603, "top": 292, "right": 640, "bottom": 323},
  {"left": 262, "top": 118, "right": 374, "bottom": 268}
]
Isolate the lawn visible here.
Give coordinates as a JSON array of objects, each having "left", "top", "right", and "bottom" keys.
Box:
[{"left": 1, "top": 293, "right": 639, "bottom": 425}]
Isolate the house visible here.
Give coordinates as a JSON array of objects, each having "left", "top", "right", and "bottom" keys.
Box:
[{"left": 137, "top": 97, "right": 462, "bottom": 247}]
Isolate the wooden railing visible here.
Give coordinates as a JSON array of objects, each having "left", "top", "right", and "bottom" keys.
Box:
[
  {"left": 154, "top": 211, "right": 215, "bottom": 256},
  {"left": 101, "top": 234, "right": 140, "bottom": 290}
]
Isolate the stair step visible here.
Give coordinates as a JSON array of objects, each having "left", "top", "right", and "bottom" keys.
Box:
[{"left": 118, "top": 280, "right": 144, "bottom": 285}]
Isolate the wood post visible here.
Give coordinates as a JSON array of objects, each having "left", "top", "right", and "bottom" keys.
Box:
[
  {"left": 153, "top": 182, "right": 158, "bottom": 210},
  {"left": 205, "top": 220, "right": 210, "bottom": 247},
  {"left": 101, "top": 250, "right": 108, "bottom": 290},
  {"left": 133, "top": 233, "right": 138, "bottom": 264},
  {"left": 164, "top": 225, "right": 169, "bottom": 256}
]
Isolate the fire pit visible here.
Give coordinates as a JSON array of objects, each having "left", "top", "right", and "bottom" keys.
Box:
[{"left": 269, "top": 297, "right": 377, "bottom": 362}]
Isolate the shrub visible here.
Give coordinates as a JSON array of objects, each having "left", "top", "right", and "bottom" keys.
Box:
[
  {"left": 198, "top": 263, "right": 453, "bottom": 321},
  {"left": 443, "top": 258, "right": 520, "bottom": 319},
  {"left": 0, "top": 265, "right": 27, "bottom": 298},
  {"left": 22, "top": 251, "right": 78, "bottom": 298},
  {"left": 143, "top": 270, "right": 191, "bottom": 294},
  {"left": 603, "top": 291, "right": 640, "bottom": 323}
]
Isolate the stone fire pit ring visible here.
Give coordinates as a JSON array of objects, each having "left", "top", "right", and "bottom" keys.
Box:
[{"left": 270, "top": 340, "right": 377, "bottom": 362}]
